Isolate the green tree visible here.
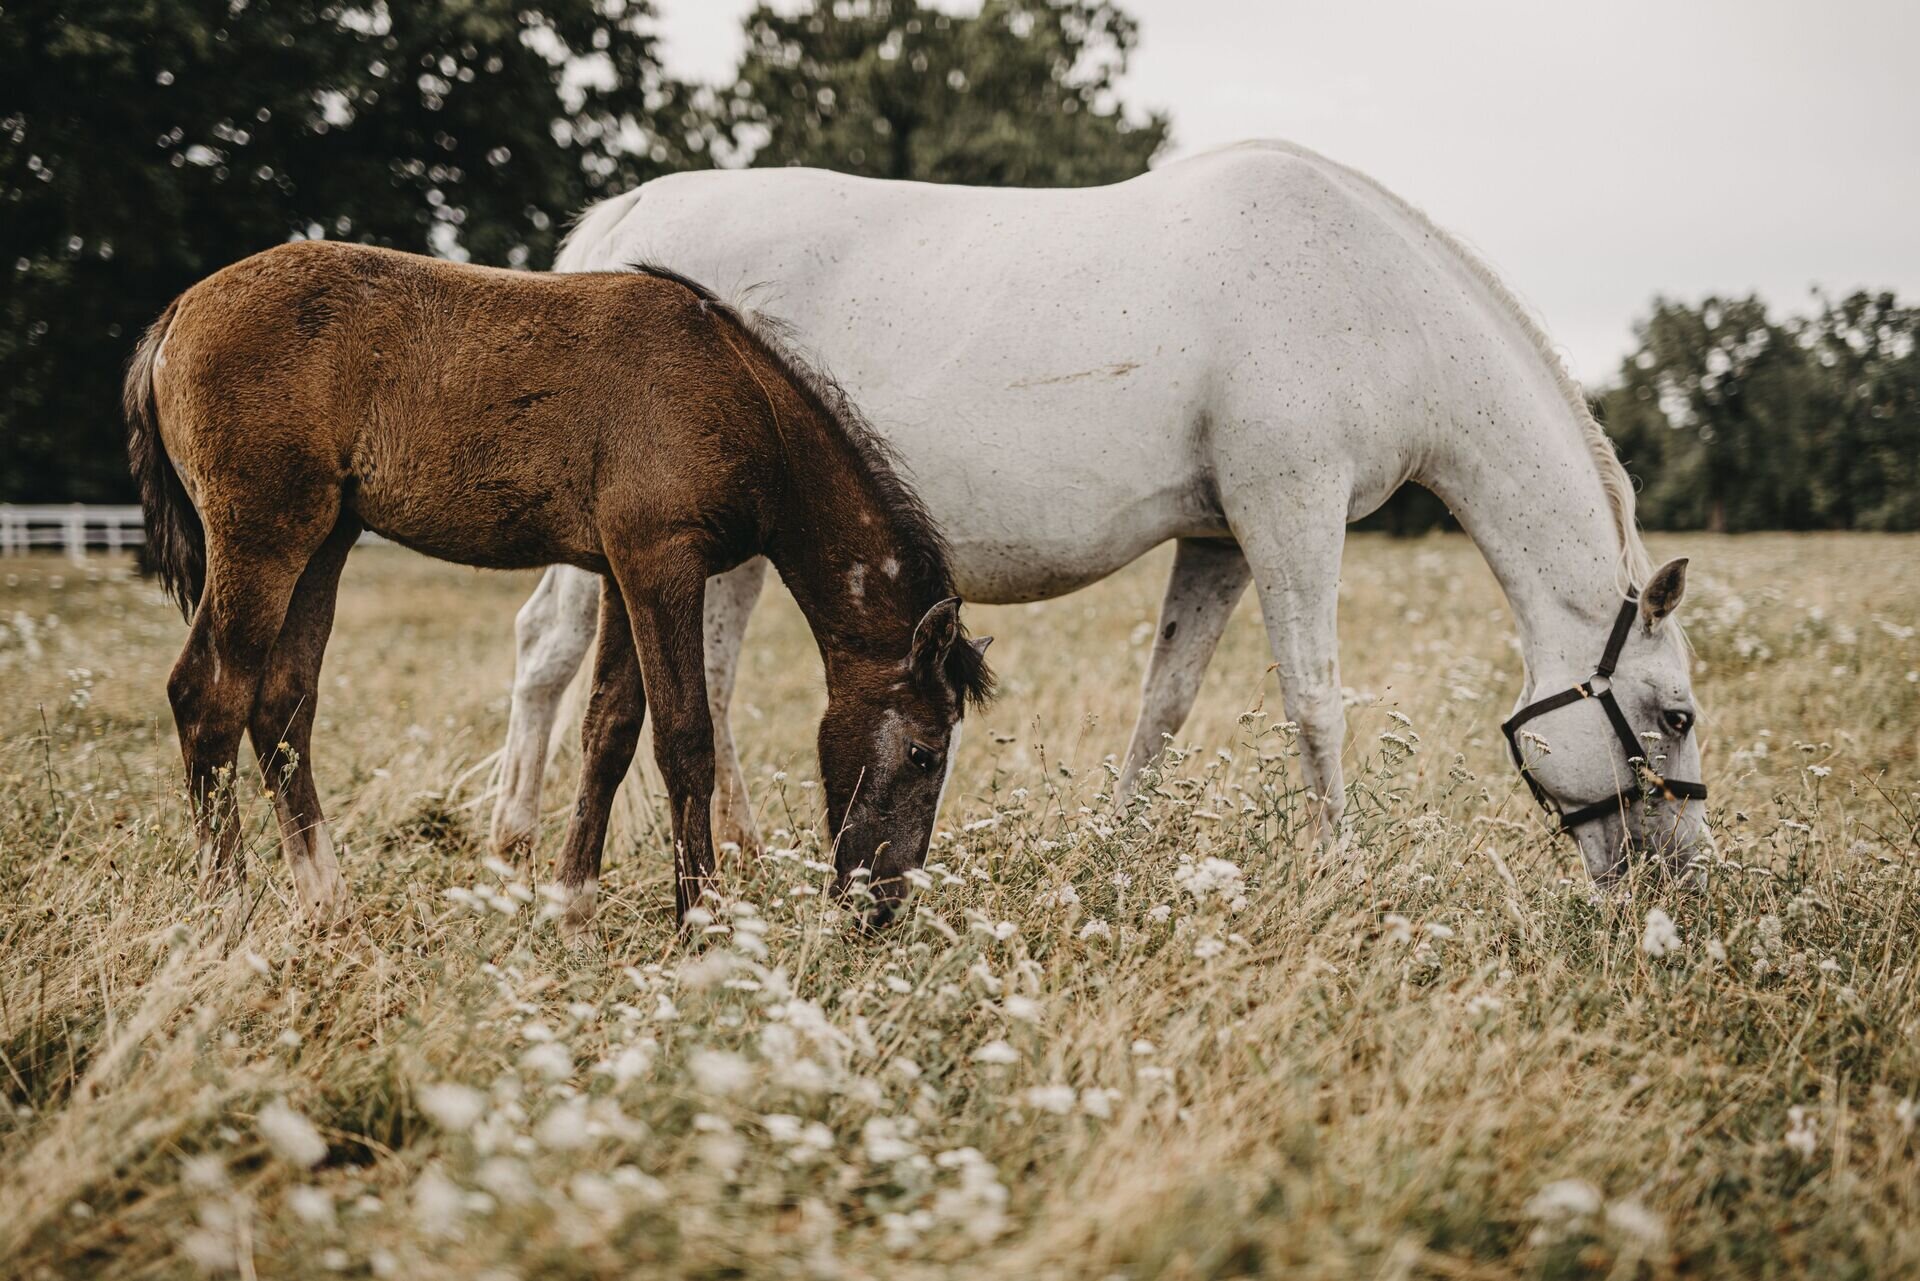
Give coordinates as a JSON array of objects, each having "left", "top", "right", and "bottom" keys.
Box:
[
  {"left": 719, "top": 0, "right": 1166, "bottom": 185},
  {"left": 1795, "top": 291, "right": 1920, "bottom": 531},
  {"left": 1599, "top": 297, "right": 1816, "bottom": 532},
  {"left": 2, "top": 0, "right": 703, "bottom": 502}
]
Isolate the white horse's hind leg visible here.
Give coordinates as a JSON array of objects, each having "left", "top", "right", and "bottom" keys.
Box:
[
  {"left": 492, "top": 565, "right": 600, "bottom": 859},
  {"left": 1230, "top": 494, "right": 1351, "bottom": 844},
  {"left": 1116, "top": 539, "right": 1251, "bottom": 800},
  {"left": 704, "top": 557, "right": 769, "bottom": 856}
]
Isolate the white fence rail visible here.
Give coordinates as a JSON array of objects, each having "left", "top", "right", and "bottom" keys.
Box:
[
  {"left": 1, "top": 504, "right": 387, "bottom": 561},
  {"left": 0, "top": 504, "right": 145, "bottom": 561}
]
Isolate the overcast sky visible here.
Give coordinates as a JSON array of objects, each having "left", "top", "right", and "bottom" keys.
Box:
[{"left": 651, "top": 0, "right": 1920, "bottom": 385}]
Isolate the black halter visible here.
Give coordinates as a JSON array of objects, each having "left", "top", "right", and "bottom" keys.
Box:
[{"left": 1501, "top": 592, "right": 1708, "bottom": 833}]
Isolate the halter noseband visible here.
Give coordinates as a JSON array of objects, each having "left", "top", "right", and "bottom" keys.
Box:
[{"left": 1501, "top": 592, "right": 1708, "bottom": 833}]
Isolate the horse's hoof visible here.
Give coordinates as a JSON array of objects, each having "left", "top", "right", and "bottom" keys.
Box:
[{"left": 551, "top": 879, "right": 598, "bottom": 944}]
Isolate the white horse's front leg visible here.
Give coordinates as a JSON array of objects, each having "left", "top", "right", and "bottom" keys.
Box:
[
  {"left": 703, "top": 557, "right": 768, "bottom": 856},
  {"left": 492, "top": 565, "right": 600, "bottom": 859},
  {"left": 1235, "top": 507, "right": 1349, "bottom": 844},
  {"left": 1117, "top": 538, "right": 1251, "bottom": 801}
]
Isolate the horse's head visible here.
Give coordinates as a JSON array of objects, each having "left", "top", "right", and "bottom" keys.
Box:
[
  {"left": 817, "top": 597, "right": 993, "bottom": 926},
  {"left": 1505, "top": 558, "right": 1710, "bottom": 885}
]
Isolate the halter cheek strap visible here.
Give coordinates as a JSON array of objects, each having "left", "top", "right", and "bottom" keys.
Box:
[{"left": 1501, "top": 593, "right": 1708, "bottom": 833}]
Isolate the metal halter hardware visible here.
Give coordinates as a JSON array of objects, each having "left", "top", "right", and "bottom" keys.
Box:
[{"left": 1501, "top": 592, "right": 1708, "bottom": 833}]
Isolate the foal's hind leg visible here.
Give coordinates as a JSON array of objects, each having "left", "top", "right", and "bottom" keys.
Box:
[
  {"left": 551, "top": 577, "right": 646, "bottom": 939},
  {"left": 1116, "top": 539, "right": 1252, "bottom": 802},
  {"left": 248, "top": 519, "right": 358, "bottom": 925},
  {"left": 169, "top": 547, "right": 314, "bottom": 893}
]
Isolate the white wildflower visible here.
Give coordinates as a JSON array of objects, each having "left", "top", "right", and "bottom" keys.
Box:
[
  {"left": 1605, "top": 1198, "right": 1666, "bottom": 1249},
  {"left": 1023, "top": 1084, "right": 1076, "bottom": 1115},
  {"left": 415, "top": 1083, "right": 486, "bottom": 1134},
  {"left": 518, "top": 1041, "right": 573, "bottom": 1082},
  {"left": 534, "top": 1097, "right": 592, "bottom": 1150},
  {"left": 1193, "top": 937, "right": 1225, "bottom": 960},
  {"left": 257, "top": 1099, "right": 328, "bottom": 1169},
  {"left": 862, "top": 1116, "right": 919, "bottom": 1164},
  {"left": 1002, "top": 994, "right": 1042, "bottom": 1023},
  {"left": 971, "top": 1039, "right": 1019, "bottom": 1066},
  {"left": 1078, "top": 918, "right": 1112, "bottom": 940},
  {"left": 410, "top": 1164, "right": 465, "bottom": 1238},
  {"left": 689, "top": 1049, "right": 753, "bottom": 1097},
  {"left": 1785, "top": 1106, "right": 1818, "bottom": 1159},
  {"left": 1641, "top": 907, "right": 1681, "bottom": 958},
  {"left": 1173, "top": 856, "right": 1245, "bottom": 903},
  {"left": 286, "top": 1185, "right": 335, "bottom": 1229}
]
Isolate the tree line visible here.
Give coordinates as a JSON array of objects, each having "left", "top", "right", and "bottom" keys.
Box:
[{"left": 6, "top": 1, "right": 1914, "bottom": 532}]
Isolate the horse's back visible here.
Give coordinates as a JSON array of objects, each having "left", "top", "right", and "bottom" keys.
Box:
[
  {"left": 557, "top": 144, "right": 1488, "bottom": 595},
  {"left": 151, "top": 241, "right": 755, "bottom": 572}
]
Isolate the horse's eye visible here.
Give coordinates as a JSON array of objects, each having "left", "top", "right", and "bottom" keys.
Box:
[
  {"left": 1662, "top": 708, "right": 1695, "bottom": 737},
  {"left": 908, "top": 742, "right": 938, "bottom": 772}
]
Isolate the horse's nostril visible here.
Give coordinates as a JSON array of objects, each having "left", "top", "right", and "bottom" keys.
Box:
[{"left": 866, "top": 901, "right": 898, "bottom": 930}]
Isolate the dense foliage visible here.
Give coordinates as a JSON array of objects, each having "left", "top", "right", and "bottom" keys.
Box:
[
  {"left": 1599, "top": 292, "right": 1920, "bottom": 532},
  {"left": 1, "top": 0, "right": 1164, "bottom": 504}
]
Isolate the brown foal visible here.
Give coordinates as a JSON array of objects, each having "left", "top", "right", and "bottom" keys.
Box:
[{"left": 125, "top": 241, "right": 991, "bottom": 932}]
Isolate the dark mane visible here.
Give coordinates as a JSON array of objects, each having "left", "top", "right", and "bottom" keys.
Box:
[{"left": 627, "top": 260, "right": 994, "bottom": 709}]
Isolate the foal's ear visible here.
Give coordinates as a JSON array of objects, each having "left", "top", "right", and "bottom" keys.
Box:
[
  {"left": 910, "top": 597, "right": 963, "bottom": 674},
  {"left": 1640, "top": 557, "right": 1689, "bottom": 629}
]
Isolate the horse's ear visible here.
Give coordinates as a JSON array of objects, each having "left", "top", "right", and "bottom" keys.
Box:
[
  {"left": 968, "top": 635, "right": 993, "bottom": 658},
  {"left": 1640, "top": 557, "right": 1689, "bottom": 629},
  {"left": 910, "top": 597, "right": 962, "bottom": 674}
]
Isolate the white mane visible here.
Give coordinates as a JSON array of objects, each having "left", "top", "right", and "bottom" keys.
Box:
[{"left": 1216, "top": 141, "right": 1656, "bottom": 593}]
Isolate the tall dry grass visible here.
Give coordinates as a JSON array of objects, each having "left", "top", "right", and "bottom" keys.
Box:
[{"left": 1, "top": 534, "right": 1916, "bottom": 1279}]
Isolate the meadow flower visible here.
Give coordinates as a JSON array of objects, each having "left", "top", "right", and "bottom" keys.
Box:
[
  {"left": 1174, "top": 856, "right": 1245, "bottom": 903},
  {"left": 1131, "top": 1039, "right": 1157, "bottom": 1056},
  {"left": 257, "top": 1099, "right": 328, "bottom": 1169},
  {"left": 1785, "top": 1106, "right": 1818, "bottom": 1158},
  {"left": 180, "top": 1154, "right": 229, "bottom": 1193},
  {"left": 1524, "top": 1178, "right": 1602, "bottom": 1241},
  {"left": 862, "top": 1116, "right": 919, "bottom": 1163},
  {"left": 474, "top": 1156, "right": 534, "bottom": 1205},
  {"left": 972, "top": 1039, "right": 1019, "bottom": 1065},
  {"left": 689, "top": 1049, "right": 753, "bottom": 1097},
  {"left": 1080, "top": 1087, "right": 1121, "bottom": 1119},
  {"left": 518, "top": 1041, "right": 573, "bottom": 1082},
  {"left": 410, "top": 1165, "right": 465, "bottom": 1237},
  {"left": 286, "top": 1185, "right": 335, "bottom": 1228},
  {"left": 932, "top": 1148, "right": 1009, "bottom": 1244},
  {"left": 1604, "top": 1198, "right": 1666, "bottom": 1249},
  {"left": 1147, "top": 903, "right": 1173, "bottom": 924},
  {"left": 415, "top": 1083, "right": 486, "bottom": 1134},
  {"left": 533, "top": 1097, "right": 591, "bottom": 1150},
  {"left": 1193, "top": 937, "right": 1226, "bottom": 960},
  {"left": 1422, "top": 922, "right": 1454, "bottom": 940},
  {"left": 1023, "top": 1084, "right": 1076, "bottom": 1115},
  {"left": 1382, "top": 913, "right": 1413, "bottom": 944},
  {"left": 1642, "top": 908, "right": 1681, "bottom": 958},
  {"left": 1002, "top": 994, "right": 1043, "bottom": 1023},
  {"left": 1079, "top": 918, "right": 1112, "bottom": 940}
]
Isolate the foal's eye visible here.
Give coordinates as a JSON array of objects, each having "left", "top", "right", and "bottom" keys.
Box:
[
  {"left": 1662, "top": 708, "right": 1695, "bottom": 737},
  {"left": 908, "top": 742, "right": 938, "bottom": 773}
]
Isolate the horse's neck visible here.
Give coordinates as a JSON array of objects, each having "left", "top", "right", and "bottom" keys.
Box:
[
  {"left": 763, "top": 423, "right": 929, "bottom": 663},
  {"left": 1415, "top": 376, "right": 1628, "bottom": 690}
]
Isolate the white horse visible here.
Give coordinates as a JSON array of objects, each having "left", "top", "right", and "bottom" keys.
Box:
[{"left": 492, "top": 140, "right": 1709, "bottom": 884}]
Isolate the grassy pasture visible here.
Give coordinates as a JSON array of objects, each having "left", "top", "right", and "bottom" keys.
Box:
[{"left": 1, "top": 533, "right": 1917, "bottom": 1279}]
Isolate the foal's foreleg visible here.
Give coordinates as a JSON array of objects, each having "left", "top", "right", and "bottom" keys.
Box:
[
  {"left": 614, "top": 546, "right": 717, "bottom": 926},
  {"left": 248, "top": 521, "right": 358, "bottom": 924},
  {"left": 550, "top": 578, "right": 646, "bottom": 939},
  {"left": 491, "top": 565, "right": 599, "bottom": 860},
  {"left": 1117, "top": 539, "right": 1252, "bottom": 801}
]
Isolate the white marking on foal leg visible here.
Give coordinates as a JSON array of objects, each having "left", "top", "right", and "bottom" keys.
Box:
[
  {"left": 277, "top": 802, "right": 350, "bottom": 925},
  {"left": 550, "top": 877, "right": 599, "bottom": 943}
]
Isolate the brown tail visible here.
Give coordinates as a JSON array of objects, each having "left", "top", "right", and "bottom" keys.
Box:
[{"left": 123, "top": 298, "right": 203, "bottom": 619}]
